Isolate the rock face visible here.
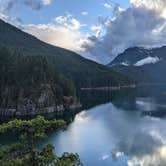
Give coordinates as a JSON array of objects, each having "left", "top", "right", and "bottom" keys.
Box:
[
  {"left": 0, "top": 84, "right": 81, "bottom": 117},
  {"left": 108, "top": 46, "right": 166, "bottom": 83},
  {"left": 108, "top": 46, "right": 166, "bottom": 67}
]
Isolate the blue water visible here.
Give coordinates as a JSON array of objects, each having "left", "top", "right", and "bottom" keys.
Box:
[{"left": 41, "top": 86, "right": 166, "bottom": 166}]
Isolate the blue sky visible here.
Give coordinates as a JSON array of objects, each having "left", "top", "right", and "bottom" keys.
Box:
[{"left": 8, "top": 0, "right": 130, "bottom": 33}]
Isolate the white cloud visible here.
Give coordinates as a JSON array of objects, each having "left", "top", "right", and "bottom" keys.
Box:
[
  {"left": 0, "top": 0, "right": 52, "bottom": 12},
  {"left": 0, "top": 1, "right": 5, "bottom": 18},
  {"left": 100, "top": 154, "right": 110, "bottom": 160},
  {"left": 128, "top": 146, "right": 166, "bottom": 166},
  {"left": 0, "top": 0, "right": 87, "bottom": 54},
  {"left": 0, "top": 2, "right": 9, "bottom": 21},
  {"left": 83, "top": 0, "right": 166, "bottom": 64},
  {"left": 22, "top": 15, "right": 87, "bottom": 52},
  {"left": 0, "top": 0, "right": 52, "bottom": 23},
  {"left": 0, "top": 12, "right": 8, "bottom": 20},
  {"left": 55, "top": 14, "right": 86, "bottom": 30},
  {"left": 103, "top": 3, "right": 112, "bottom": 9},
  {"left": 91, "top": 25, "right": 102, "bottom": 37},
  {"left": 131, "top": 0, "right": 166, "bottom": 19},
  {"left": 81, "top": 11, "right": 88, "bottom": 16},
  {"left": 42, "top": 0, "right": 52, "bottom": 5}
]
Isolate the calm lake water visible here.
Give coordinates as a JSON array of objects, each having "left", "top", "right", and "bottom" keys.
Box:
[{"left": 39, "top": 85, "right": 166, "bottom": 166}]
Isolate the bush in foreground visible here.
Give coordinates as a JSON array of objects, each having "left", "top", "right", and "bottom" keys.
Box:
[{"left": 0, "top": 116, "right": 82, "bottom": 166}]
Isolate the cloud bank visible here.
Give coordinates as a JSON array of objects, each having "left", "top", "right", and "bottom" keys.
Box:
[
  {"left": 22, "top": 15, "right": 87, "bottom": 51},
  {"left": 0, "top": 0, "right": 52, "bottom": 11},
  {"left": 0, "top": 0, "right": 53, "bottom": 22},
  {"left": 83, "top": 0, "right": 166, "bottom": 64}
]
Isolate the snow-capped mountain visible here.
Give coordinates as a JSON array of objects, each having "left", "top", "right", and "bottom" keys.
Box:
[
  {"left": 109, "top": 47, "right": 166, "bottom": 67},
  {"left": 108, "top": 46, "right": 166, "bottom": 83}
]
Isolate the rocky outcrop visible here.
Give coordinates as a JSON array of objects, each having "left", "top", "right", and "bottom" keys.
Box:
[{"left": 0, "top": 84, "right": 81, "bottom": 118}]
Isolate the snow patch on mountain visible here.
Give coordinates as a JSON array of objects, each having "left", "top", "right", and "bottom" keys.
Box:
[
  {"left": 121, "top": 62, "right": 130, "bottom": 66},
  {"left": 134, "top": 56, "right": 160, "bottom": 66}
]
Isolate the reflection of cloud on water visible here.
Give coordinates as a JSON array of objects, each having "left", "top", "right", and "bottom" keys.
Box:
[
  {"left": 114, "top": 96, "right": 166, "bottom": 113},
  {"left": 115, "top": 132, "right": 161, "bottom": 157},
  {"left": 128, "top": 145, "right": 166, "bottom": 166},
  {"left": 99, "top": 154, "right": 110, "bottom": 161},
  {"left": 136, "top": 97, "right": 166, "bottom": 112},
  {"left": 75, "top": 111, "right": 90, "bottom": 123},
  {"left": 136, "top": 97, "right": 157, "bottom": 111},
  {"left": 107, "top": 104, "right": 166, "bottom": 166},
  {"left": 50, "top": 101, "right": 166, "bottom": 166}
]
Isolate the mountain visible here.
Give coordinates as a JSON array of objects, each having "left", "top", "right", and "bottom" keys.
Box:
[
  {"left": 0, "top": 19, "right": 132, "bottom": 88},
  {"left": 108, "top": 46, "right": 166, "bottom": 83},
  {"left": 0, "top": 19, "right": 133, "bottom": 115}
]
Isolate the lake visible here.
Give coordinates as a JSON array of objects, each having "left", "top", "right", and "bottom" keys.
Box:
[{"left": 39, "top": 85, "right": 166, "bottom": 166}]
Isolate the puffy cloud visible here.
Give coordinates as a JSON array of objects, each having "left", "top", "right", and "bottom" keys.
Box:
[
  {"left": 81, "top": 11, "right": 88, "bottom": 16},
  {"left": 22, "top": 15, "right": 87, "bottom": 52},
  {"left": 103, "top": 3, "right": 112, "bottom": 9},
  {"left": 83, "top": 0, "right": 166, "bottom": 64},
  {"left": 0, "top": 12, "right": 8, "bottom": 20},
  {"left": 0, "top": 3, "right": 9, "bottom": 21},
  {"left": 0, "top": 0, "right": 52, "bottom": 23},
  {"left": 99, "top": 154, "right": 110, "bottom": 160},
  {"left": 0, "top": 0, "right": 52, "bottom": 12},
  {"left": 91, "top": 25, "right": 102, "bottom": 37},
  {"left": 131, "top": 0, "right": 166, "bottom": 18},
  {"left": 55, "top": 14, "right": 86, "bottom": 30},
  {"left": 127, "top": 146, "right": 166, "bottom": 166},
  {"left": 42, "top": 0, "right": 52, "bottom": 5}
]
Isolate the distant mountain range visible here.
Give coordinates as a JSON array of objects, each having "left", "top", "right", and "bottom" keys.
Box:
[{"left": 108, "top": 46, "right": 166, "bottom": 83}]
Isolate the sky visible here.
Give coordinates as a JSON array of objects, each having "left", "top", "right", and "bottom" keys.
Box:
[{"left": 0, "top": 0, "right": 166, "bottom": 64}]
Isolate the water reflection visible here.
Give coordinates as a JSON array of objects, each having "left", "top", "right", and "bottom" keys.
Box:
[
  {"left": 1, "top": 86, "right": 166, "bottom": 165},
  {"left": 41, "top": 101, "right": 166, "bottom": 166},
  {"left": 111, "top": 85, "right": 166, "bottom": 117},
  {"left": 136, "top": 97, "right": 157, "bottom": 111},
  {"left": 41, "top": 86, "right": 166, "bottom": 165}
]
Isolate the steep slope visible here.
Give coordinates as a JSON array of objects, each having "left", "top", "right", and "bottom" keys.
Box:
[
  {"left": 0, "top": 19, "right": 134, "bottom": 115},
  {"left": 108, "top": 47, "right": 166, "bottom": 83},
  {"left": 108, "top": 46, "right": 166, "bottom": 66},
  {"left": 0, "top": 47, "right": 76, "bottom": 115},
  {"left": 0, "top": 19, "right": 132, "bottom": 88}
]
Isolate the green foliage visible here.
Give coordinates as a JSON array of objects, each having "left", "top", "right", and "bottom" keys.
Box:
[
  {"left": 0, "top": 116, "right": 82, "bottom": 166},
  {"left": 54, "top": 152, "right": 81, "bottom": 166},
  {"left": 0, "top": 116, "right": 66, "bottom": 143},
  {"left": 0, "top": 47, "right": 75, "bottom": 108},
  {"left": 0, "top": 143, "right": 82, "bottom": 166}
]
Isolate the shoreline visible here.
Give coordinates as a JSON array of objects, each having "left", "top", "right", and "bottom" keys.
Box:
[
  {"left": 81, "top": 84, "right": 137, "bottom": 91},
  {"left": 81, "top": 83, "right": 166, "bottom": 91},
  {"left": 0, "top": 102, "right": 82, "bottom": 120}
]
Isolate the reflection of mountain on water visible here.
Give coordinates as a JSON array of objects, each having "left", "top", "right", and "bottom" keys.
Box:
[
  {"left": 44, "top": 101, "right": 166, "bottom": 166},
  {"left": 110, "top": 85, "right": 166, "bottom": 118},
  {"left": 79, "top": 88, "right": 135, "bottom": 110}
]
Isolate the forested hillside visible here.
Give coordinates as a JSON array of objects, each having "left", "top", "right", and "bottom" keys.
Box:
[
  {"left": 0, "top": 19, "right": 133, "bottom": 115},
  {"left": 0, "top": 47, "right": 75, "bottom": 111},
  {"left": 0, "top": 19, "right": 133, "bottom": 88}
]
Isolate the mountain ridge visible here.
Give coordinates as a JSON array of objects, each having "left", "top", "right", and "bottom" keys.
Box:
[
  {"left": 108, "top": 46, "right": 166, "bottom": 66},
  {"left": 0, "top": 19, "right": 133, "bottom": 116},
  {"left": 108, "top": 46, "right": 166, "bottom": 83},
  {"left": 0, "top": 18, "right": 133, "bottom": 88}
]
